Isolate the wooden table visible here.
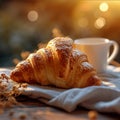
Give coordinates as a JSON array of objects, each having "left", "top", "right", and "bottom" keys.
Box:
[{"left": 0, "top": 96, "right": 119, "bottom": 120}]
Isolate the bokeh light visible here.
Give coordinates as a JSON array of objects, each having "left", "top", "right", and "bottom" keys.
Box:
[
  {"left": 94, "top": 17, "right": 106, "bottom": 29},
  {"left": 27, "top": 10, "right": 39, "bottom": 22},
  {"left": 99, "top": 2, "right": 109, "bottom": 12}
]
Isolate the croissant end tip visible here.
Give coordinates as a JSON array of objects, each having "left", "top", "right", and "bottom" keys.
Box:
[{"left": 10, "top": 68, "right": 22, "bottom": 83}]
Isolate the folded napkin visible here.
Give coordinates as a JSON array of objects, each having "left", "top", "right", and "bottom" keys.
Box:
[{"left": 0, "top": 66, "right": 120, "bottom": 114}]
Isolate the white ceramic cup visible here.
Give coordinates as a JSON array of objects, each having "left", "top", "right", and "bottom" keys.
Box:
[{"left": 74, "top": 37, "right": 119, "bottom": 73}]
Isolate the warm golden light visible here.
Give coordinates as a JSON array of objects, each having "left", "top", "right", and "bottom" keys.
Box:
[
  {"left": 94, "top": 17, "right": 106, "bottom": 29},
  {"left": 27, "top": 10, "right": 38, "bottom": 22},
  {"left": 78, "top": 17, "right": 88, "bottom": 28},
  {"left": 99, "top": 2, "right": 109, "bottom": 12}
]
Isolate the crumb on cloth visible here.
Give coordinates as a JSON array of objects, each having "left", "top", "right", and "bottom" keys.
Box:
[
  {"left": 0, "top": 73, "right": 27, "bottom": 110},
  {"left": 88, "top": 110, "right": 98, "bottom": 120}
]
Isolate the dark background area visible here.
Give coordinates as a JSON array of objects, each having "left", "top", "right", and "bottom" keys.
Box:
[{"left": 0, "top": 0, "right": 120, "bottom": 67}]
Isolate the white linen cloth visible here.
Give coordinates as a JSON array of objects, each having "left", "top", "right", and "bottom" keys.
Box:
[{"left": 0, "top": 65, "right": 120, "bottom": 114}]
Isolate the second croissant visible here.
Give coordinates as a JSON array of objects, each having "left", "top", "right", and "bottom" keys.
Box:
[{"left": 10, "top": 37, "right": 101, "bottom": 88}]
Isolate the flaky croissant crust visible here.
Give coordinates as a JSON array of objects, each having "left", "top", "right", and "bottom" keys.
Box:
[{"left": 10, "top": 37, "right": 101, "bottom": 88}]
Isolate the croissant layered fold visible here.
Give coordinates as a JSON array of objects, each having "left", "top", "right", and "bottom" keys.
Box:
[{"left": 10, "top": 37, "right": 101, "bottom": 88}]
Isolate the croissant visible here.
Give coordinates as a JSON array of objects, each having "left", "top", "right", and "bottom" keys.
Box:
[{"left": 10, "top": 37, "right": 101, "bottom": 88}]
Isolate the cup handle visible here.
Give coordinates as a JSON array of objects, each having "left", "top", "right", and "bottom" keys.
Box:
[{"left": 107, "top": 41, "right": 119, "bottom": 63}]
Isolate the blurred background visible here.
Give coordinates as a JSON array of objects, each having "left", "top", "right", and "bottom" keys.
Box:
[{"left": 0, "top": 0, "right": 120, "bottom": 67}]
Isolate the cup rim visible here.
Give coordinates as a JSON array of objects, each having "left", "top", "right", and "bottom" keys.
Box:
[{"left": 74, "top": 37, "right": 110, "bottom": 45}]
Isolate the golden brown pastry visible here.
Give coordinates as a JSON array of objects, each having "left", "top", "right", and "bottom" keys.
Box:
[{"left": 10, "top": 37, "right": 101, "bottom": 88}]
